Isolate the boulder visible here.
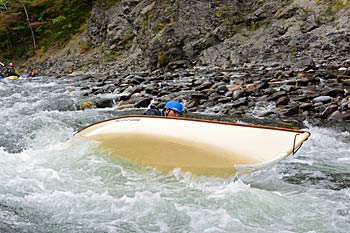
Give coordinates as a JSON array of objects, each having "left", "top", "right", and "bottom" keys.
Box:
[{"left": 313, "top": 96, "right": 332, "bottom": 103}]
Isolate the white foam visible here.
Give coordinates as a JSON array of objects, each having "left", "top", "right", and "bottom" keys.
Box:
[{"left": 1, "top": 76, "right": 350, "bottom": 232}]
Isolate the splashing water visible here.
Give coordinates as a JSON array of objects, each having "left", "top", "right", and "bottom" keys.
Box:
[{"left": 0, "top": 77, "right": 349, "bottom": 233}]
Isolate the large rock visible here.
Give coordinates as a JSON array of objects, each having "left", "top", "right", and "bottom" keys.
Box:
[{"left": 37, "top": 0, "right": 350, "bottom": 78}]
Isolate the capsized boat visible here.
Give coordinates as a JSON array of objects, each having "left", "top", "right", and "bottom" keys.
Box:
[{"left": 74, "top": 116, "right": 310, "bottom": 177}]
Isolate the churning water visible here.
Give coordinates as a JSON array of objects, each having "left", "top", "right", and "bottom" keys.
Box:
[{"left": 0, "top": 76, "right": 349, "bottom": 233}]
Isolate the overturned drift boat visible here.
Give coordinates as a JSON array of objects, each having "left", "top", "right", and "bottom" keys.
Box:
[{"left": 75, "top": 116, "right": 310, "bottom": 177}]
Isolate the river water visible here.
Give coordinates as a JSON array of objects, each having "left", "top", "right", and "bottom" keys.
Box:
[{"left": 0, "top": 76, "right": 349, "bottom": 233}]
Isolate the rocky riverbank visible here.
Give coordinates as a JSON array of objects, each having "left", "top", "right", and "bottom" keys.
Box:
[
  {"left": 26, "top": 0, "right": 350, "bottom": 127},
  {"left": 73, "top": 57, "right": 350, "bottom": 129}
]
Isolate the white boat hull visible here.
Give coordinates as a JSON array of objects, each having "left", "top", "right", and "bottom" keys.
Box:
[{"left": 75, "top": 116, "right": 310, "bottom": 176}]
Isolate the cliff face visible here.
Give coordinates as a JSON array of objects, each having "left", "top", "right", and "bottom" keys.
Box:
[{"left": 41, "top": 0, "right": 350, "bottom": 74}]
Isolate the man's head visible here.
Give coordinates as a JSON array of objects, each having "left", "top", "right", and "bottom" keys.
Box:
[
  {"left": 163, "top": 100, "right": 183, "bottom": 117},
  {"left": 9, "top": 63, "right": 14, "bottom": 68}
]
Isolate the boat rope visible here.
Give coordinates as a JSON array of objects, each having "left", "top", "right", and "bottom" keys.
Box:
[{"left": 292, "top": 133, "right": 302, "bottom": 155}]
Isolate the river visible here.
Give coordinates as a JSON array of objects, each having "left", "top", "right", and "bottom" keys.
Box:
[{"left": 0, "top": 76, "right": 349, "bottom": 233}]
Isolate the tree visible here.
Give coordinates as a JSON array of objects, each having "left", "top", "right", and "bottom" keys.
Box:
[
  {"left": 0, "top": 0, "right": 96, "bottom": 60},
  {"left": 0, "top": 0, "right": 8, "bottom": 10}
]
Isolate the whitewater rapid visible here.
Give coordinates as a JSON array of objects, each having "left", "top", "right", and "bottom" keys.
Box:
[{"left": 0, "top": 76, "right": 349, "bottom": 233}]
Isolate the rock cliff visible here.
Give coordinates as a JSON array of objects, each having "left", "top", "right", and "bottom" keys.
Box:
[
  {"left": 39, "top": 0, "right": 350, "bottom": 74},
  {"left": 32, "top": 0, "right": 350, "bottom": 123}
]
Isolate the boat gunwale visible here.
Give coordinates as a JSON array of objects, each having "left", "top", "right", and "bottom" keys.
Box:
[{"left": 75, "top": 115, "right": 311, "bottom": 137}]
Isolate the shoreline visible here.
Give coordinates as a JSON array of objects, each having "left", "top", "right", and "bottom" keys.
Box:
[{"left": 46, "top": 60, "right": 350, "bottom": 129}]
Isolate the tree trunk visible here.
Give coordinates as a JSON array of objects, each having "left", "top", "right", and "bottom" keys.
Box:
[
  {"left": 22, "top": 3, "right": 36, "bottom": 48},
  {"left": 0, "top": 0, "right": 8, "bottom": 10}
]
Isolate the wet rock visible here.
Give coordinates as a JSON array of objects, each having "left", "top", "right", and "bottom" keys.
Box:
[
  {"left": 186, "top": 99, "right": 200, "bottom": 109},
  {"left": 270, "top": 21, "right": 288, "bottom": 37},
  {"left": 231, "top": 97, "right": 248, "bottom": 108},
  {"left": 208, "top": 91, "right": 221, "bottom": 101},
  {"left": 232, "top": 88, "right": 253, "bottom": 100},
  {"left": 280, "top": 85, "right": 296, "bottom": 92},
  {"left": 126, "top": 75, "right": 146, "bottom": 85},
  {"left": 312, "top": 102, "right": 325, "bottom": 112},
  {"left": 294, "top": 57, "right": 316, "bottom": 71},
  {"left": 338, "top": 67, "right": 347, "bottom": 73},
  {"left": 227, "top": 84, "right": 242, "bottom": 92},
  {"left": 337, "top": 75, "right": 350, "bottom": 84},
  {"left": 218, "top": 97, "right": 232, "bottom": 104},
  {"left": 166, "top": 60, "right": 191, "bottom": 70},
  {"left": 91, "top": 88, "right": 105, "bottom": 95},
  {"left": 191, "top": 92, "right": 208, "bottom": 99},
  {"left": 62, "top": 62, "right": 75, "bottom": 73},
  {"left": 134, "top": 97, "right": 152, "bottom": 108},
  {"left": 96, "top": 98, "right": 115, "bottom": 108},
  {"left": 81, "top": 100, "right": 96, "bottom": 110},
  {"left": 98, "top": 84, "right": 116, "bottom": 93},
  {"left": 296, "top": 72, "right": 314, "bottom": 79},
  {"left": 345, "top": 88, "right": 350, "bottom": 97},
  {"left": 300, "top": 15, "right": 319, "bottom": 33},
  {"left": 313, "top": 96, "right": 332, "bottom": 103},
  {"left": 319, "top": 70, "right": 338, "bottom": 80},
  {"left": 344, "top": 111, "right": 350, "bottom": 121},
  {"left": 268, "top": 91, "right": 287, "bottom": 101},
  {"left": 341, "top": 96, "right": 350, "bottom": 110},
  {"left": 256, "top": 81, "right": 269, "bottom": 90},
  {"left": 328, "top": 110, "right": 350, "bottom": 121},
  {"left": 321, "top": 104, "right": 338, "bottom": 119},
  {"left": 196, "top": 81, "right": 213, "bottom": 91},
  {"left": 232, "top": 89, "right": 243, "bottom": 100},
  {"left": 216, "top": 85, "right": 229, "bottom": 94},
  {"left": 299, "top": 102, "right": 313, "bottom": 110},
  {"left": 297, "top": 78, "right": 311, "bottom": 86},
  {"left": 276, "top": 96, "right": 290, "bottom": 106},
  {"left": 258, "top": 110, "right": 275, "bottom": 117},
  {"left": 245, "top": 83, "right": 257, "bottom": 89},
  {"left": 122, "top": 86, "right": 144, "bottom": 97},
  {"left": 115, "top": 104, "right": 134, "bottom": 110},
  {"left": 283, "top": 104, "right": 299, "bottom": 116},
  {"left": 323, "top": 88, "right": 344, "bottom": 97},
  {"left": 294, "top": 95, "right": 309, "bottom": 103},
  {"left": 145, "top": 84, "right": 161, "bottom": 95}
]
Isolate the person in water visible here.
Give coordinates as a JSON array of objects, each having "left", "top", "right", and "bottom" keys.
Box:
[
  {"left": 29, "top": 70, "right": 36, "bottom": 77},
  {"left": 144, "top": 100, "right": 183, "bottom": 117},
  {"left": 0, "top": 62, "right": 4, "bottom": 78},
  {"left": 4, "top": 63, "right": 19, "bottom": 77}
]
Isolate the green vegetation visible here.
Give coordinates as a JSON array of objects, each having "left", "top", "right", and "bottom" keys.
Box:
[
  {"left": 78, "top": 38, "right": 91, "bottom": 54},
  {"left": 312, "top": 0, "right": 350, "bottom": 22},
  {"left": 333, "top": 0, "right": 350, "bottom": 11},
  {"left": 249, "top": 20, "right": 259, "bottom": 31},
  {"left": 289, "top": 47, "right": 297, "bottom": 54},
  {"left": 103, "top": 51, "right": 121, "bottom": 62},
  {"left": 0, "top": 0, "right": 96, "bottom": 62},
  {"left": 107, "top": 0, "right": 120, "bottom": 7},
  {"left": 155, "top": 18, "right": 174, "bottom": 32},
  {"left": 314, "top": 0, "right": 350, "bottom": 13},
  {"left": 214, "top": 11, "right": 224, "bottom": 19},
  {"left": 226, "top": 19, "right": 240, "bottom": 37},
  {"left": 212, "top": 3, "right": 246, "bottom": 37},
  {"left": 157, "top": 49, "right": 166, "bottom": 68},
  {"left": 122, "top": 33, "right": 135, "bottom": 49}
]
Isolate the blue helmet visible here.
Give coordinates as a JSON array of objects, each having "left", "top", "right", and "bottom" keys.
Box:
[{"left": 164, "top": 100, "right": 183, "bottom": 115}]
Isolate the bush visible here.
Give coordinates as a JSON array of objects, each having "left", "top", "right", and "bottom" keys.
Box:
[{"left": 0, "top": 0, "right": 96, "bottom": 61}]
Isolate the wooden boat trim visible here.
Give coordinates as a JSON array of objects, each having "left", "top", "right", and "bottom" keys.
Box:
[{"left": 76, "top": 115, "right": 310, "bottom": 136}]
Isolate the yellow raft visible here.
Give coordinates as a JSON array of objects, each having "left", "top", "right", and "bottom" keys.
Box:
[
  {"left": 4, "top": 75, "right": 19, "bottom": 80},
  {"left": 75, "top": 116, "right": 310, "bottom": 177}
]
